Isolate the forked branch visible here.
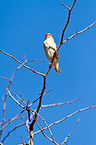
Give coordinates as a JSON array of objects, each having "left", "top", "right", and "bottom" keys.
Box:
[{"left": 58, "top": 0, "right": 76, "bottom": 51}]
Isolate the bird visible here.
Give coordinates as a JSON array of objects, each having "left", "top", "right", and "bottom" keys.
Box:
[{"left": 43, "top": 33, "right": 61, "bottom": 74}]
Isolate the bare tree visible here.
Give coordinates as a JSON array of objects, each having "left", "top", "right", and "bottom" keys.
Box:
[{"left": 0, "top": 1, "right": 96, "bottom": 145}]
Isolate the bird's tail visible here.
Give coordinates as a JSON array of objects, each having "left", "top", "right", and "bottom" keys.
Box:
[{"left": 55, "top": 62, "right": 61, "bottom": 74}]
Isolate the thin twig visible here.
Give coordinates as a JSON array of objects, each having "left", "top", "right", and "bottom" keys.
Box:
[
  {"left": 57, "top": 0, "right": 77, "bottom": 51},
  {"left": 1, "top": 122, "right": 25, "bottom": 143},
  {"left": 0, "top": 116, "right": 27, "bottom": 126},
  {"left": 6, "top": 88, "right": 25, "bottom": 109},
  {"left": 0, "top": 76, "right": 15, "bottom": 86},
  {"left": 43, "top": 89, "right": 53, "bottom": 96},
  {"left": 60, "top": 117, "right": 81, "bottom": 145},
  {"left": 29, "top": 107, "right": 55, "bottom": 141},
  {"left": 34, "top": 105, "right": 96, "bottom": 135},
  {"left": 0, "top": 60, "right": 27, "bottom": 137},
  {"left": 0, "top": 50, "right": 44, "bottom": 76},
  {"left": 49, "top": 105, "right": 96, "bottom": 128},
  {"left": 36, "top": 111, "right": 55, "bottom": 142},
  {"left": 36, "top": 121, "right": 58, "bottom": 145},
  {"left": 13, "top": 92, "right": 27, "bottom": 106},
  {"left": 0, "top": 109, "right": 26, "bottom": 132},
  {"left": 63, "top": 21, "right": 96, "bottom": 44},
  {"left": 26, "top": 59, "right": 46, "bottom": 64},
  {"left": 60, "top": 2, "right": 70, "bottom": 10},
  {"left": 41, "top": 98, "right": 80, "bottom": 108},
  {"left": 21, "top": 136, "right": 25, "bottom": 145}
]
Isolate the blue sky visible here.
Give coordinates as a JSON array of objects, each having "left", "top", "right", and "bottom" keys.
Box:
[{"left": 0, "top": 0, "right": 96, "bottom": 145}]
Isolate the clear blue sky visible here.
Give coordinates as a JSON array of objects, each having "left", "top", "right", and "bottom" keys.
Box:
[{"left": 0, "top": 0, "right": 96, "bottom": 145}]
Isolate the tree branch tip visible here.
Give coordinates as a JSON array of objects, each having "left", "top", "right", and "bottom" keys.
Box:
[
  {"left": 78, "top": 117, "right": 81, "bottom": 120},
  {"left": 23, "top": 54, "right": 27, "bottom": 61},
  {"left": 59, "top": 2, "right": 70, "bottom": 10}
]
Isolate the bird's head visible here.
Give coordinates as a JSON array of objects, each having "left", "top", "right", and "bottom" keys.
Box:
[{"left": 45, "top": 33, "right": 53, "bottom": 39}]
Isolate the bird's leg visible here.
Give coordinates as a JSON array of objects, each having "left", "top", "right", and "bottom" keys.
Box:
[{"left": 49, "top": 63, "right": 54, "bottom": 67}]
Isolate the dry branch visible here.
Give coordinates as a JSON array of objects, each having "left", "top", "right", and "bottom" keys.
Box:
[
  {"left": 34, "top": 105, "right": 96, "bottom": 135},
  {"left": 57, "top": 0, "right": 76, "bottom": 51},
  {"left": 49, "top": 105, "right": 96, "bottom": 128},
  {"left": 29, "top": 107, "right": 56, "bottom": 142},
  {"left": 0, "top": 109, "right": 26, "bottom": 132},
  {"left": 0, "top": 116, "right": 27, "bottom": 126},
  {"left": 0, "top": 50, "right": 44, "bottom": 76},
  {"left": 0, "top": 76, "right": 15, "bottom": 86},
  {"left": 36, "top": 111, "right": 55, "bottom": 142},
  {"left": 63, "top": 21, "right": 96, "bottom": 44},
  {"left": 61, "top": 117, "right": 81, "bottom": 145},
  {"left": 6, "top": 89, "right": 25, "bottom": 109},
  {"left": 0, "top": 60, "right": 27, "bottom": 137},
  {"left": 1, "top": 122, "right": 25, "bottom": 143},
  {"left": 30, "top": 76, "right": 46, "bottom": 131},
  {"left": 36, "top": 121, "right": 58, "bottom": 145},
  {"left": 41, "top": 98, "right": 80, "bottom": 108},
  {"left": 13, "top": 92, "right": 27, "bottom": 106}
]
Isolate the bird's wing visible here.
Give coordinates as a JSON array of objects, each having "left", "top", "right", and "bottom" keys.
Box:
[{"left": 49, "top": 46, "right": 56, "bottom": 51}]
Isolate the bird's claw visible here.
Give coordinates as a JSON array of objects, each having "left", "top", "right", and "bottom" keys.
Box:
[{"left": 49, "top": 63, "right": 54, "bottom": 67}]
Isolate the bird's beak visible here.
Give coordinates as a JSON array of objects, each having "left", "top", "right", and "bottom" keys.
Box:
[{"left": 45, "top": 33, "right": 49, "bottom": 38}]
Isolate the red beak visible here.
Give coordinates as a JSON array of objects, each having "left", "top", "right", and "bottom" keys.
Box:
[{"left": 45, "top": 33, "right": 49, "bottom": 37}]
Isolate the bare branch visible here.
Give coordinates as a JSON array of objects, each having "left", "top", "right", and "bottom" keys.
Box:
[
  {"left": 30, "top": 76, "right": 46, "bottom": 131},
  {"left": 36, "top": 111, "right": 55, "bottom": 142},
  {"left": 1, "top": 122, "right": 25, "bottom": 143},
  {"left": 57, "top": 0, "right": 77, "bottom": 51},
  {"left": 60, "top": 2, "right": 70, "bottom": 10},
  {"left": 0, "top": 109, "right": 26, "bottom": 132},
  {"left": 71, "top": 0, "right": 76, "bottom": 10},
  {"left": 26, "top": 59, "right": 46, "bottom": 64},
  {"left": 36, "top": 121, "right": 59, "bottom": 145},
  {"left": 29, "top": 107, "right": 55, "bottom": 142},
  {"left": 34, "top": 105, "right": 96, "bottom": 135},
  {"left": 13, "top": 92, "right": 27, "bottom": 106},
  {"left": 43, "top": 89, "right": 53, "bottom": 96},
  {"left": 61, "top": 117, "right": 81, "bottom": 145},
  {"left": 0, "top": 50, "right": 44, "bottom": 76},
  {"left": 0, "top": 116, "right": 27, "bottom": 126},
  {"left": 41, "top": 98, "right": 80, "bottom": 108},
  {"left": 49, "top": 105, "right": 96, "bottom": 128},
  {"left": 63, "top": 21, "right": 96, "bottom": 44},
  {"left": 0, "top": 76, "right": 15, "bottom": 86},
  {"left": 0, "top": 60, "right": 27, "bottom": 137},
  {"left": 21, "top": 136, "right": 25, "bottom": 145},
  {"left": 6, "top": 88, "right": 25, "bottom": 109}
]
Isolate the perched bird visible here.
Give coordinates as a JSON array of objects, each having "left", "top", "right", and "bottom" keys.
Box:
[{"left": 43, "top": 33, "right": 61, "bottom": 74}]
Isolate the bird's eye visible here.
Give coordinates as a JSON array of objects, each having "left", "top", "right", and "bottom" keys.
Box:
[{"left": 49, "top": 34, "right": 52, "bottom": 37}]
